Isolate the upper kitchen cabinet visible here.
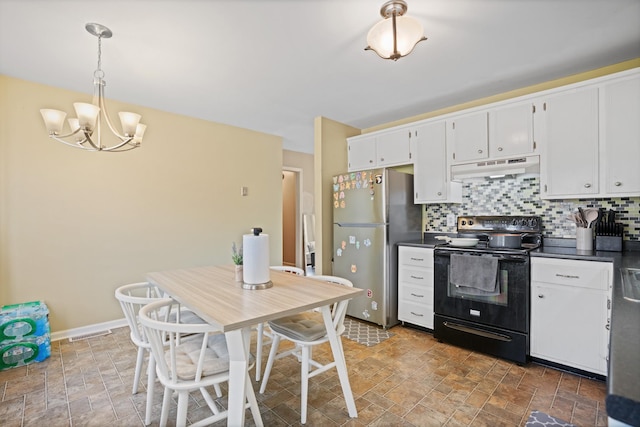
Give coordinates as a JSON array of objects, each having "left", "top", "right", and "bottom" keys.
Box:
[
  {"left": 539, "top": 69, "right": 640, "bottom": 199},
  {"left": 601, "top": 74, "right": 640, "bottom": 196},
  {"left": 488, "top": 101, "right": 535, "bottom": 158},
  {"left": 538, "top": 87, "right": 600, "bottom": 199},
  {"left": 347, "top": 134, "right": 376, "bottom": 171},
  {"left": 413, "top": 121, "right": 462, "bottom": 203},
  {"left": 448, "top": 111, "right": 488, "bottom": 163},
  {"left": 347, "top": 127, "right": 413, "bottom": 171},
  {"left": 449, "top": 101, "right": 536, "bottom": 164}
]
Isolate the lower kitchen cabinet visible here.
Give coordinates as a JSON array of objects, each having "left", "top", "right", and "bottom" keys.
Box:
[
  {"left": 398, "top": 246, "right": 434, "bottom": 329},
  {"left": 530, "top": 257, "right": 612, "bottom": 376}
]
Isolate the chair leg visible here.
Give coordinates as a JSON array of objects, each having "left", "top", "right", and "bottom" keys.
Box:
[
  {"left": 144, "top": 353, "right": 155, "bottom": 425},
  {"left": 301, "top": 345, "right": 310, "bottom": 424},
  {"left": 259, "top": 335, "right": 281, "bottom": 394},
  {"left": 213, "top": 383, "right": 222, "bottom": 398},
  {"left": 176, "top": 390, "right": 189, "bottom": 427},
  {"left": 255, "top": 323, "right": 264, "bottom": 381},
  {"left": 132, "top": 346, "right": 145, "bottom": 394},
  {"left": 160, "top": 386, "right": 171, "bottom": 427}
]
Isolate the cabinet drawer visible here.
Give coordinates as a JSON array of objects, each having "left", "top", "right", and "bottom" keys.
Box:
[
  {"left": 531, "top": 258, "right": 612, "bottom": 290},
  {"left": 399, "top": 268, "right": 432, "bottom": 287},
  {"left": 398, "top": 248, "right": 433, "bottom": 268},
  {"left": 399, "top": 283, "right": 434, "bottom": 305},
  {"left": 399, "top": 302, "right": 433, "bottom": 329}
]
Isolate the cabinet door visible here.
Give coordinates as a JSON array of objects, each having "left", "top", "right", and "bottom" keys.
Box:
[
  {"left": 540, "top": 87, "right": 599, "bottom": 198},
  {"left": 347, "top": 135, "right": 376, "bottom": 171},
  {"left": 376, "top": 128, "right": 412, "bottom": 167},
  {"left": 489, "top": 101, "right": 535, "bottom": 158},
  {"left": 601, "top": 75, "right": 640, "bottom": 195},
  {"left": 531, "top": 282, "right": 608, "bottom": 375},
  {"left": 450, "top": 112, "right": 489, "bottom": 163}
]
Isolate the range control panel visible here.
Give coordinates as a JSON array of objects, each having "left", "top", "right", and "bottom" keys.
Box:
[{"left": 457, "top": 216, "right": 542, "bottom": 233}]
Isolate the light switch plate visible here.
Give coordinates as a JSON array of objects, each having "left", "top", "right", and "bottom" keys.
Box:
[{"left": 240, "top": 186, "right": 248, "bottom": 196}]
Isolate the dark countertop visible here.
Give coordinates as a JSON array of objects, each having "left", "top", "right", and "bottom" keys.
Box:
[{"left": 397, "top": 236, "right": 640, "bottom": 426}]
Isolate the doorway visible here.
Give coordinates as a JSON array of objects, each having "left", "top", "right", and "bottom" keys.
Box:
[{"left": 281, "top": 168, "right": 303, "bottom": 269}]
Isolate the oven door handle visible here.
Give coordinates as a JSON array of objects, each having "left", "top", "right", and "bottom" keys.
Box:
[{"left": 442, "top": 321, "right": 512, "bottom": 342}]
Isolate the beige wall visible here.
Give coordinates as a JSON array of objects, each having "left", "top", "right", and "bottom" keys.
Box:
[
  {"left": 0, "top": 76, "right": 283, "bottom": 332},
  {"left": 282, "top": 150, "right": 314, "bottom": 214},
  {"left": 313, "top": 117, "right": 360, "bottom": 275}
]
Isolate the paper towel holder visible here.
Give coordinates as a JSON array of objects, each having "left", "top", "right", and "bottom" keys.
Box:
[{"left": 241, "top": 227, "right": 273, "bottom": 290}]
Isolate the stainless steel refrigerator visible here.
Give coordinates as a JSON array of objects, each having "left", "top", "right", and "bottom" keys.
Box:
[{"left": 332, "top": 168, "right": 422, "bottom": 328}]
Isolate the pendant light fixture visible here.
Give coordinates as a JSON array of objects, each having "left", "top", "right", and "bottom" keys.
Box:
[
  {"left": 365, "top": 0, "right": 427, "bottom": 61},
  {"left": 40, "top": 23, "right": 145, "bottom": 152}
]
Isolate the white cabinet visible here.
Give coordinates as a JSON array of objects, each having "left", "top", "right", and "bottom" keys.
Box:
[
  {"left": 398, "top": 246, "right": 434, "bottom": 329},
  {"left": 489, "top": 101, "right": 535, "bottom": 158},
  {"left": 347, "top": 134, "right": 376, "bottom": 171},
  {"left": 413, "top": 121, "right": 461, "bottom": 203},
  {"left": 449, "top": 111, "right": 488, "bottom": 163},
  {"left": 530, "top": 257, "right": 612, "bottom": 376},
  {"left": 376, "top": 128, "right": 413, "bottom": 167},
  {"left": 601, "top": 75, "right": 640, "bottom": 196},
  {"left": 347, "top": 128, "right": 413, "bottom": 171},
  {"left": 538, "top": 87, "right": 599, "bottom": 198},
  {"left": 449, "top": 101, "right": 535, "bottom": 164}
]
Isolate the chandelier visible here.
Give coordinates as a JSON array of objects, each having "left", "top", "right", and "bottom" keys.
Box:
[
  {"left": 365, "top": 0, "right": 427, "bottom": 61},
  {"left": 40, "top": 23, "right": 145, "bottom": 152}
]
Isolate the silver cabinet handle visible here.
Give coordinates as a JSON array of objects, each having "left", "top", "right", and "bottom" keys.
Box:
[
  {"left": 497, "top": 147, "right": 503, "bottom": 151},
  {"left": 410, "top": 275, "right": 424, "bottom": 280},
  {"left": 410, "top": 257, "right": 424, "bottom": 261},
  {"left": 477, "top": 149, "right": 483, "bottom": 154},
  {"left": 410, "top": 311, "right": 424, "bottom": 317},
  {"left": 410, "top": 293, "right": 424, "bottom": 298},
  {"left": 615, "top": 182, "right": 622, "bottom": 187},
  {"left": 437, "top": 192, "right": 442, "bottom": 196},
  {"left": 555, "top": 273, "right": 579, "bottom": 279},
  {"left": 538, "top": 294, "right": 544, "bottom": 298},
  {"left": 380, "top": 158, "right": 384, "bottom": 162},
  {"left": 584, "top": 183, "right": 591, "bottom": 188}
]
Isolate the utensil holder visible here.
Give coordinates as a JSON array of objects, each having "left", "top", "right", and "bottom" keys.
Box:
[
  {"left": 576, "top": 228, "right": 593, "bottom": 251},
  {"left": 595, "top": 236, "right": 622, "bottom": 251}
]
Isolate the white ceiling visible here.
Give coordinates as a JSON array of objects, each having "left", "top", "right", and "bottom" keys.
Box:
[{"left": 1, "top": 0, "right": 639, "bottom": 154}]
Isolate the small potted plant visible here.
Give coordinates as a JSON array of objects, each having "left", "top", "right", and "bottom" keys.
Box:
[{"left": 232, "top": 242, "right": 243, "bottom": 282}]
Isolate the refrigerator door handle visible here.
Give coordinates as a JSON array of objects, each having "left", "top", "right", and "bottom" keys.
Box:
[{"left": 335, "top": 223, "right": 386, "bottom": 228}]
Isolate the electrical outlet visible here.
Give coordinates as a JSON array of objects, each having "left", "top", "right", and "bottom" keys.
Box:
[{"left": 446, "top": 213, "right": 456, "bottom": 227}]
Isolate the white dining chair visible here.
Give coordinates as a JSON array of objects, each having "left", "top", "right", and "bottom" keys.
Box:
[
  {"left": 253, "top": 265, "right": 306, "bottom": 381},
  {"left": 139, "top": 298, "right": 259, "bottom": 427},
  {"left": 115, "top": 282, "right": 204, "bottom": 425},
  {"left": 258, "top": 275, "right": 353, "bottom": 424}
]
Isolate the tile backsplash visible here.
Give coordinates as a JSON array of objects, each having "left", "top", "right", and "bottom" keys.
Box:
[{"left": 424, "top": 176, "right": 640, "bottom": 241}]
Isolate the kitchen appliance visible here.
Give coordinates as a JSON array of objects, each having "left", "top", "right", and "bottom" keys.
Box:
[
  {"left": 433, "top": 215, "right": 542, "bottom": 364},
  {"left": 332, "top": 168, "right": 422, "bottom": 328}
]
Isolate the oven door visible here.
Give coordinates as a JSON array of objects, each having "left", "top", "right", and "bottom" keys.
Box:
[{"left": 434, "top": 249, "right": 530, "bottom": 333}]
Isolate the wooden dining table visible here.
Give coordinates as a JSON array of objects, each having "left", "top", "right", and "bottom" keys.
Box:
[{"left": 146, "top": 264, "right": 364, "bottom": 426}]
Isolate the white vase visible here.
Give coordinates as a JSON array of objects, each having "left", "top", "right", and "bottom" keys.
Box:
[{"left": 234, "top": 265, "right": 243, "bottom": 282}]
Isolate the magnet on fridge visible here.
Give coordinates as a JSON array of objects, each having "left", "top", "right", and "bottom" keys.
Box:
[
  {"left": 333, "top": 176, "right": 338, "bottom": 184},
  {"left": 334, "top": 201, "right": 339, "bottom": 208},
  {"left": 345, "top": 181, "right": 351, "bottom": 189},
  {"left": 356, "top": 241, "right": 360, "bottom": 249},
  {"left": 340, "top": 200, "right": 346, "bottom": 208},
  {"left": 356, "top": 180, "right": 361, "bottom": 189},
  {"left": 349, "top": 236, "right": 356, "bottom": 244},
  {"left": 339, "top": 191, "right": 345, "bottom": 199},
  {"left": 371, "top": 301, "right": 378, "bottom": 310},
  {"left": 350, "top": 173, "right": 356, "bottom": 180},
  {"left": 338, "top": 175, "right": 344, "bottom": 183},
  {"left": 341, "top": 241, "right": 346, "bottom": 250},
  {"left": 356, "top": 172, "right": 361, "bottom": 180},
  {"left": 364, "top": 238, "right": 371, "bottom": 247},
  {"left": 336, "top": 248, "right": 342, "bottom": 257},
  {"left": 366, "top": 289, "right": 373, "bottom": 298},
  {"left": 333, "top": 192, "right": 338, "bottom": 200},
  {"left": 375, "top": 174, "right": 382, "bottom": 184},
  {"left": 351, "top": 264, "right": 357, "bottom": 273}
]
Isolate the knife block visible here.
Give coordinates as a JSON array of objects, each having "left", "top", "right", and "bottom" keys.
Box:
[{"left": 595, "top": 236, "right": 622, "bottom": 251}]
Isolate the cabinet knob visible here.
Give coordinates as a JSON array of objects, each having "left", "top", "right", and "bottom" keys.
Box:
[
  {"left": 477, "top": 149, "right": 483, "bottom": 154},
  {"left": 369, "top": 160, "right": 373, "bottom": 163},
  {"left": 437, "top": 192, "right": 442, "bottom": 196},
  {"left": 614, "top": 181, "right": 622, "bottom": 187},
  {"left": 538, "top": 294, "right": 544, "bottom": 299},
  {"left": 497, "top": 147, "right": 503, "bottom": 152},
  {"left": 584, "top": 183, "right": 591, "bottom": 188},
  {"left": 380, "top": 158, "right": 384, "bottom": 162}
]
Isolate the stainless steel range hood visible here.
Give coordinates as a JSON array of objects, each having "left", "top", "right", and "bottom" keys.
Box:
[{"left": 451, "top": 155, "right": 540, "bottom": 180}]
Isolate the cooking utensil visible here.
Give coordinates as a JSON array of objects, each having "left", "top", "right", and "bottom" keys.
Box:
[
  {"left": 578, "top": 207, "right": 586, "bottom": 225},
  {"left": 583, "top": 208, "right": 599, "bottom": 229},
  {"left": 435, "top": 236, "right": 479, "bottom": 247},
  {"left": 488, "top": 233, "right": 524, "bottom": 249}
]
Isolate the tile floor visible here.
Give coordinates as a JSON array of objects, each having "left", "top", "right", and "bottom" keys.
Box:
[{"left": 0, "top": 323, "right": 608, "bottom": 426}]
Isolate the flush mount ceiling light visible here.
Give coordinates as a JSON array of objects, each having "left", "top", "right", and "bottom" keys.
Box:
[
  {"left": 365, "top": 0, "right": 427, "bottom": 61},
  {"left": 40, "top": 23, "right": 145, "bottom": 152}
]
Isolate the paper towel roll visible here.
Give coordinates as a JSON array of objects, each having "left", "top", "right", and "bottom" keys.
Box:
[{"left": 242, "top": 233, "right": 270, "bottom": 284}]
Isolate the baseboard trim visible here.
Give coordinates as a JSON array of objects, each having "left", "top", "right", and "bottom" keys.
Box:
[{"left": 50, "top": 318, "right": 128, "bottom": 342}]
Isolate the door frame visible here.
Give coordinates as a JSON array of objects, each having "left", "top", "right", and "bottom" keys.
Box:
[{"left": 282, "top": 167, "right": 304, "bottom": 269}]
